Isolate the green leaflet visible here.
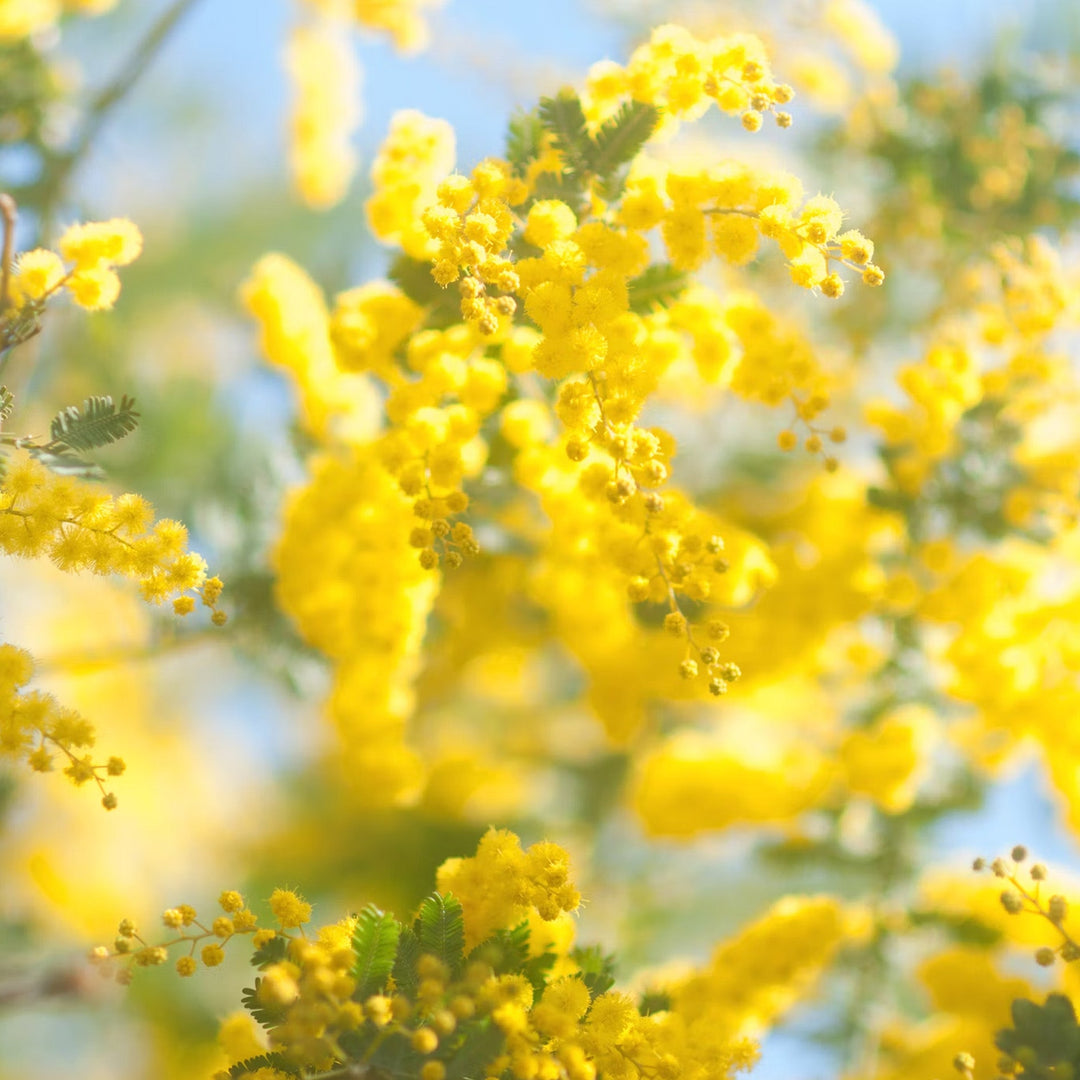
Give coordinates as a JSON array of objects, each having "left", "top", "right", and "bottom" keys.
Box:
[
  {"left": 506, "top": 108, "right": 546, "bottom": 177},
  {"left": 538, "top": 90, "right": 591, "bottom": 177},
  {"left": 535, "top": 90, "right": 661, "bottom": 202},
  {"left": 392, "top": 923, "right": 423, "bottom": 996},
  {"left": 227, "top": 1053, "right": 300, "bottom": 1078},
  {"left": 351, "top": 903, "right": 401, "bottom": 999},
  {"left": 48, "top": 394, "right": 139, "bottom": 453},
  {"left": 415, "top": 892, "right": 466, "bottom": 978},
  {"left": 588, "top": 100, "right": 661, "bottom": 199},
  {"left": 240, "top": 978, "right": 289, "bottom": 1030},
  {"left": 627, "top": 264, "right": 690, "bottom": 313},
  {"left": 997, "top": 994, "right": 1080, "bottom": 1077},
  {"left": 570, "top": 944, "right": 616, "bottom": 999}
]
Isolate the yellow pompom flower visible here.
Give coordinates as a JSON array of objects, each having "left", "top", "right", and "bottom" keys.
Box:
[
  {"left": 57, "top": 218, "right": 143, "bottom": 269},
  {"left": 269, "top": 888, "right": 313, "bottom": 928},
  {"left": 13, "top": 249, "right": 65, "bottom": 300}
]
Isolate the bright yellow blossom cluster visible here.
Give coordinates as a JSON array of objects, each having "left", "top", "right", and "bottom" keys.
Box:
[
  {"left": 5, "top": 216, "right": 142, "bottom": 322},
  {"left": 0, "top": 454, "right": 225, "bottom": 617},
  {"left": 283, "top": 1, "right": 446, "bottom": 209},
  {"left": 435, "top": 828, "right": 581, "bottom": 949},
  {"left": 273, "top": 451, "right": 438, "bottom": 802},
  {"left": 0, "top": 641, "right": 124, "bottom": 807},
  {"left": 90, "top": 886, "right": 303, "bottom": 983},
  {"left": 367, "top": 109, "right": 457, "bottom": 257},
  {"left": 239, "top": 22, "right": 884, "bottom": 808},
  {"left": 582, "top": 23, "right": 795, "bottom": 131},
  {"left": 168, "top": 829, "right": 847, "bottom": 1080}
]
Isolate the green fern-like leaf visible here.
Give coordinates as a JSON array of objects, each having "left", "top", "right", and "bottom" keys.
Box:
[
  {"left": 570, "top": 945, "right": 616, "bottom": 999},
  {"left": 521, "top": 949, "right": 557, "bottom": 995},
  {"left": 627, "top": 264, "right": 690, "bottom": 313},
  {"left": 241, "top": 978, "right": 289, "bottom": 1030},
  {"left": 538, "top": 90, "right": 591, "bottom": 177},
  {"left": 507, "top": 108, "right": 545, "bottom": 177},
  {"left": 352, "top": 904, "right": 401, "bottom": 998},
  {"left": 415, "top": 893, "right": 465, "bottom": 978},
  {"left": 639, "top": 989, "right": 672, "bottom": 1015},
  {"left": 445, "top": 1018, "right": 506, "bottom": 1080},
  {"left": 250, "top": 933, "right": 288, "bottom": 968},
  {"left": 227, "top": 1052, "right": 301, "bottom": 1078},
  {"left": 392, "top": 923, "right": 423, "bottom": 996},
  {"left": 0, "top": 385, "right": 13, "bottom": 425},
  {"left": 527, "top": 171, "right": 588, "bottom": 217},
  {"left": 48, "top": 394, "right": 139, "bottom": 453},
  {"left": 586, "top": 101, "right": 661, "bottom": 181},
  {"left": 468, "top": 921, "right": 531, "bottom": 975},
  {"left": 388, "top": 254, "right": 459, "bottom": 328}
]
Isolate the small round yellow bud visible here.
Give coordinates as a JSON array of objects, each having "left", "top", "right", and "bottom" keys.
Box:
[
  {"left": 708, "top": 678, "right": 728, "bottom": 697},
  {"left": 450, "top": 995, "right": 476, "bottom": 1020},
  {"left": 707, "top": 620, "right": 730, "bottom": 642},
  {"left": 412, "top": 1027, "right": 439, "bottom": 1055},
  {"left": 741, "top": 111, "right": 763, "bottom": 133},
  {"left": 1011, "top": 845, "right": 1028, "bottom": 863},
  {"left": 1031, "top": 863, "right": 1048, "bottom": 880},
  {"left": 663, "top": 612, "right": 686, "bottom": 637},
  {"left": 775, "top": 111, "right": 793, "bottom": 128},
  {"left": 101, "top": 792, "right": 118, "bottom": 810},
  {"left": 419, "top": 548, "right": 439, "bottom": 570},
  {"left": 201, "top": 944, "right": 225, "bottom": 967},
  {"left": 679, "top": 659, "right": 698, "bottom": 680},
  {"left": 422, "top": 1064, "right": 447, "bottom": 1080},
  {"left": 1049, "top": 895, "right": 1068, "bottom": 923},
  {"left": 805, "top": 435, "right": 823, "bottom": 453},
  {"left": 176, "top": 956, "right": 197, "bottom": 977},
  {"left": 954, "top": 1054, "right": 976, "bottom": 1074},
  {"left": 830, "top": 427, "right": 847, "bottom": 444},
  {"left": 1000, "top": 890, "right": 1023, "bottom": 914},
  {"left": 1035, "top": 947, "right": 1056, "bottom": 967},
  {"left": 862, "top": 264, "right": 885, "bottom": 287},
  {"left": 820, "top": 274, "right": 845, "bottom": 299},
  {"left": 778, "top": 430, "right": 797, "bottom": 451},
  {"left": 432, "top": 1009, "right": 457, "bottom": 1036}
]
